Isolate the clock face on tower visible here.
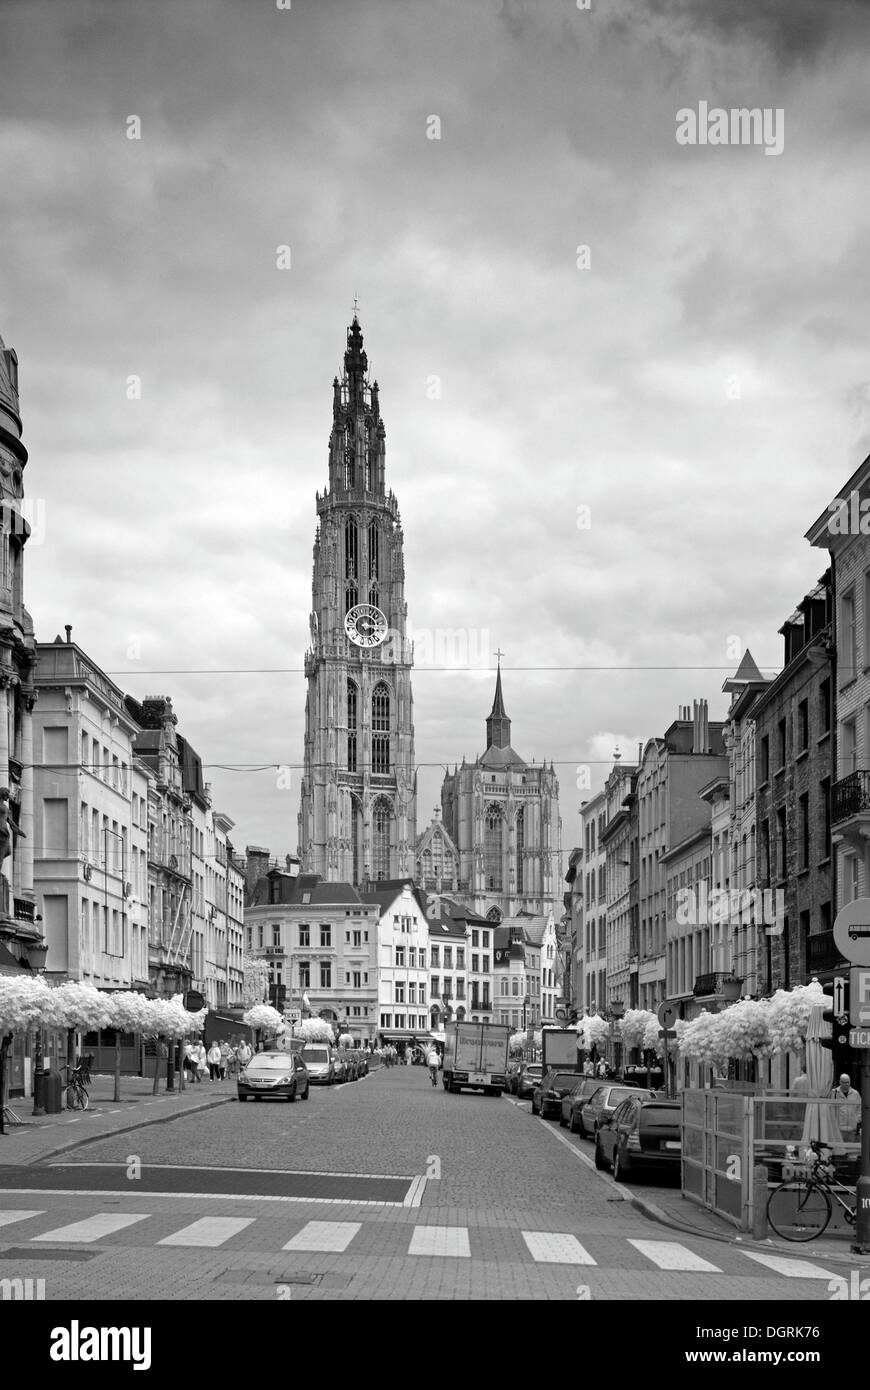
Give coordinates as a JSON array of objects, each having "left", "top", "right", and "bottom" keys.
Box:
[{"left": 345, "top": 603, "right": 388, "bottom": 647}]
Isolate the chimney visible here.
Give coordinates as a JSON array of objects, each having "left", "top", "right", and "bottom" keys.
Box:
[
  {"left": 284, "top": 853, "right": 300, "bottom": 878},
  {"left": 692, "top": 698, "right": 711, "bottom": 754},
  {"left": 65, "top": 625, "right": 72, "bottom": 644},
  {"left": 244, "top": 845, "right": 271, "bottom": 903}
]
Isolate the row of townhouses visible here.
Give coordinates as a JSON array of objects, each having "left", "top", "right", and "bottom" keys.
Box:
[
  {"left": 562, "top": 450, "right": 870, "bottom": 1075},
  {"left": 0, "top": 336, "right": 248, "bottom": 1090},
  {"left": 243, "top": 856, "right": 560, "bottom": 1045}
]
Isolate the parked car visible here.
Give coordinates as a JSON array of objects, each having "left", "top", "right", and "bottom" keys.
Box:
[
  {"left": 532, "top": 1069, "right": 584, "bottom": 1119},
  {"left": 351, "top": 1049, "right": 368, "bottom": 1076},
  {"left": 331, "top": 1052, "right": 349, "bottom": 1083},
  {"left": 237, "top": 1050, "right": 310, "bottom": 1103},
  {"left": 516, "top": 1063, "right": 544, "bottom": 1099},
  {"left": 594, "top": 1096, "right": 682, "bottom": 1181},
  {"left": 578, "top": 1084, "right": 656, "bottom": 1138},
  {"left": 301, "top": 1044, "right": 335, "bottom": 1085},
  {"left": 560, "top": 1077, "right": 605, "bottom": 1130}
]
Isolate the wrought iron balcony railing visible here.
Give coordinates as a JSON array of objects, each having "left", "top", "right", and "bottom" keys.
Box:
[
  {"left": 693, "top": 971, "right": 742, "bottom": 999},
  {"left": 831, "top": 769, "right": 870, "bottom": 825}
]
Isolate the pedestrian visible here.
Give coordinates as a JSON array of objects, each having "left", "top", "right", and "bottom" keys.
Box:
[
  {"left": 183, "top": 1041, "right": 197, "bottom": 1083},
  {"left": 427, "top": 1047, "right": 439, "bottom": 1087},
  {"left": 596, "top": 1058, "right": 608, "bottom": 1079},
  {"left": 220, "top": 1041, "right": 232, "bottom": 1079},
  {"left": 194, "top": 1039, "right": 207, "bottom": 1081},
  {"left": 237, "top": 1039, "right": 252, "bottom": 1072},
  {"left": 790, "top": 1066, "right": 810, "bottom": 1096},
  {"left": 207, "top": 1041, "right": 222, "bottom": 1081},
  {"left": 583, "top": 1058, "right": 594, "bottom": 1077},
  {"left": 831, "top": 1073, "right": 861, "bottom": 1141}
]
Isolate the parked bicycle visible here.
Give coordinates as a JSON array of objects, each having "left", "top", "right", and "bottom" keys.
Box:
[
  {"left": 766, "top": 1139, "right": 856, "bottom": 1242},
  {"left": 59, "top": 1063, "right": 90, "bottom": 1111}
]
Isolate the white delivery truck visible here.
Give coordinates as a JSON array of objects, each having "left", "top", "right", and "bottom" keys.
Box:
[{"left": 442, "top": 1021, "right": 511, "bottom": 1096}]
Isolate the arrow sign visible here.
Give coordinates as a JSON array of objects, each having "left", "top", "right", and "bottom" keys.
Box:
[{"left": 833, "top": 975, "right": 846, "bottom": 1019}]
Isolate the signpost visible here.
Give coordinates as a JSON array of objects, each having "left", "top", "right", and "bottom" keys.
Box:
[
  {"left": 657, "top": 1000, "right": 680, "bottom": 1099},
  {"left": 832, "top": 900, "right": 870, "bottom": 1253}
]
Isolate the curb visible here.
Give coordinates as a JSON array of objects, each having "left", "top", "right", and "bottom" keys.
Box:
[
  {"left": 5, "top": 1094, "right": 235, "bottom": 1167},
  {"left": 622, "top": 1186, "right": 870, "bottom": 1269}
]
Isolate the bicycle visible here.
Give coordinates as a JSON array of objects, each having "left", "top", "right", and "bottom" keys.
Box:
[
  {"left": 766, "top": 1140, "right": 856, "bottom": 1242},
  {"left": 59, "top": 1063, "right": 90, "bottom": 1112}
]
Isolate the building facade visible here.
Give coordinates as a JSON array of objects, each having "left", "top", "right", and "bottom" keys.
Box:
[
  {"left": 638, "top": 701, "right": 727, "bottom": 1011},
  {"left": 0, "top": 332, "right": 40, "bottom": 980},
  {"left": 361, "top": 880, "right": 430, "bottom": 1046},
  {"left": 753, "top": 574, "right": 836, "bottom": 993},
  {"left": 721, "top": 651, "right": 772, "bottom": 997},
  {"left": 33, "top": 633, "right": 150, "bottom": 992},
  {"left": 579, "top": 791, "right": 607, "bottom": 1015},
  {"left": 245, "top": 859, "right": 379, "bottom": 1041},
  {"left": 600, "top": 757, "right": 638, "bottom": 1017},
  {"left": 298, "top": 316, "right": 417, "bottom": 884},
  {"left": 441, "top": 664, "right": 562, "bottom": 923}
]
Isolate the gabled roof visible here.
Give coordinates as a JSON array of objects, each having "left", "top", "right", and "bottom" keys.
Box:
[
  {"left": 415, "top": 817, "right": 460, "bottom": 858},
  {"left": 359, "top": 878, "right": 430, "bottom": 919},
  {"left": 249, "top": 871, "right": 365, "bottom": 908},
  {"left": 479, "top": 744, "right": 527, "bottom": 769}
]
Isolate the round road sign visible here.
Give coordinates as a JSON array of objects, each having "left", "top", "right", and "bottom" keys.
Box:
[
  {"left": 832, "top": 899, "right": 870, "bottom": 967},
  {"left": 657, "top": 1000, "right": 679, "bottom": 1029}
]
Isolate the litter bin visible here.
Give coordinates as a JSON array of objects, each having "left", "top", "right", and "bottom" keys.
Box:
[{"left": 41, "top": 1068, "right": 63, "bottom": 1114}]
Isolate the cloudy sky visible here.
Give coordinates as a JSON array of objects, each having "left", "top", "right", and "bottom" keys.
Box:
[{"left": 1, "top": 0, "right": 869, "bottom": 863}]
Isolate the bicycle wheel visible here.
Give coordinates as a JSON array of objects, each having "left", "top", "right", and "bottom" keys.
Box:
[
  {"left": 767, "top": 1179, "right": 831, "bottom": 1241},
  {"left": 66, "top": 1084, "right": 79, "bottom": 1111},
  {"left": 78, "top": 1086, "right": 89, "bottom": 1111}
]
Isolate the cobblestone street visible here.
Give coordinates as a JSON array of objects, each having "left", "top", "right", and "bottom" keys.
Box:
[{"left": 0, "top": 1066, "right": 862, "bottom": 1301}]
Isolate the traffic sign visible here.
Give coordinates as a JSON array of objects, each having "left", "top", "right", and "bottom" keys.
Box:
[
  {"left": 832, "top": 899, "right": 870, "bottom": 966},
  {"left": 849, "top": 1028, "right": 870, "bottom": 1049},
  {"left": 833, "top": 975, "right": 847, "bottom": 1019},
  {"left": 850, "top": 967, "right": 870, "bottom": 1028},
  {"left": 657, "top": 1000, "right": 679, "bottom": 1029}
]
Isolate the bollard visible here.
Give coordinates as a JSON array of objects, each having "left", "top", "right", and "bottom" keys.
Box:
[{"left": 752, "top": 1164, "right": 769, "bottom": 1240}]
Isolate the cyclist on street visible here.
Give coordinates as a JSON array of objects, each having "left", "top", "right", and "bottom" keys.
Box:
[{"left": 427, "top": 1046, "right": 440, "bottom": 1086}]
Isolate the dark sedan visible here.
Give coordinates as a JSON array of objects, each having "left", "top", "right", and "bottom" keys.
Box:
[
  {"left": 559, "top": 1078, "right": 605, "bottom": 1130},
  {"left": 594, "top": 1097, "right": 682, "bottom": 1182},
  {"left": 516, "top": 1063, "right": 544, "bottom": 1099},
  {"left": 578, "top": 1084, "right": 657, "bottom": 1138},
  {"left": 532, "top": 1069, "right": 583, "bottom": 1119}
]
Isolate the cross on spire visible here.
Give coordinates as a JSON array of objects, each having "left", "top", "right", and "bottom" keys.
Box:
[
  {"left": 494, "top": 647, "right": 505, "bottom": 664},
  {"left": 352, "top": 292, "right": 360, "bottom": 320}
]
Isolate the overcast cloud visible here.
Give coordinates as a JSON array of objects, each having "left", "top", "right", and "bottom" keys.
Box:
[{"left": 1, "top": 0, "right": 868, "bottom": 861}]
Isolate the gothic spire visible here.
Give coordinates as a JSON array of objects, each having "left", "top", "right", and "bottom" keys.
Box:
[{"left": 486, "top": 654, "right": 511, "bottom": 751}]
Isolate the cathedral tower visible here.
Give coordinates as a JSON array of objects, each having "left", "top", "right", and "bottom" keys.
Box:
[{"left": 298, "top": 316, "right": 416, "bottom": 882}]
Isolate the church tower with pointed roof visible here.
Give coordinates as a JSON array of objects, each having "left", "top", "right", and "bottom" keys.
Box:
[
  {"left": 436, "top": 663, "right": 561, "bottom": 923},
  {"left": 298, "top": 315, "right": 416, "bottom": 884}
]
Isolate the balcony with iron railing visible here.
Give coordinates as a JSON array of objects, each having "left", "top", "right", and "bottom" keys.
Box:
[
  {"left": 831, "top": 769, "right": 870, "bottom": 826},
  {"left": 693, "top": 971, "right": 742, "bottom": 1001},
  {"left": 805, "top": 929, "right": 845, "bottom": 974}
]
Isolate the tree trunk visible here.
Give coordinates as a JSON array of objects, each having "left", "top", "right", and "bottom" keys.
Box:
[
  {"left": 152, "top": 1037, "right": 161, "bottom": 1096},
  {"left": 166, "top": 1037, "right": 175, "bottom": 1092},
  {"left": 113, "top": 1029, "right": 122, "bottom": 1103},
  {"left": 176, "top": 1039, "right": 184, "bottom": 1093}
]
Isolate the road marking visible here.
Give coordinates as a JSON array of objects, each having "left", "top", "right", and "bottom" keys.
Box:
[
  {"left": 2, "top": 1188, "right": 410, "bottom": 1207},
  {"left": 403, "top": 1175, "right": 427, "bottom": 1207},
  {"left": 522, "top": 1231, "right": 596, "bottom": 1265},
  {"left": 282, "top": 1221, "right": 361, "bottom": 1252},
  {"left": 628, "top": 1239, "right": 721, "bottom": 1272},
  {"left": 157, "top": 1217, "right": 255, "bottom": 1247},
  {"left": 0, "top": 1210, "right": 44, "bottom": 1228},
  {"left": 741, "top": 1251, "right": 836, "bottom": 1279},
  {"left": 408, "top": 1226, "right": 471, "bottom": 1258},
  {"left": 33, "top": 1214, "right": 150, "bottom": 1243},
  {"left": 47, "top": 1161, "right": 418, "bottom": 1180}
]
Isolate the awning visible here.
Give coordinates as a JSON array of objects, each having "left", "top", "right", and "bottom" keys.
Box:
[
  {"left": 0, "top": 942, "right": 31, "bottom": 975},
  {"left": 429, "top": 1030, "right": 445, "bottom": 1043}
]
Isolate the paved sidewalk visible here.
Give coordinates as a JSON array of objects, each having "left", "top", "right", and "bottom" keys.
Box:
[
  {"left": 621, "top": 1172, "right": 870, "bottom": 1266},
  {"left": 0, "top": 1072, "right": 235, "bottom": 1165}
]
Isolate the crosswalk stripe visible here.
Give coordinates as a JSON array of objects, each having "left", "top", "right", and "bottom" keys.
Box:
[
  {"left": 0, "top": 1211, "right": 43, "bottom": 1228},
  {"left": 741, "top": 1251, "right": 836, "bottom": 1279},
  {"left": 628, "top": 1239, "right": 721, "bottom": 1272},
  {"left": 282, "top": 1221, "right": 362, "bottom": 1253},
  {"left": 157, "top": 1217, "right": 255, "bottom": 1248},
  {"left": 408, "top": 1225, "right": 471, "bottom": 1258},
  {"left": 522, "top": 1231, "right": 597, "bottom": 1265},
  {"left": 33, "top": 1214, "right": 149, "bottom": 1243}
]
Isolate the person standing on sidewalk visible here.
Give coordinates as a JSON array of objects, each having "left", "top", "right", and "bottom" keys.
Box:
[
  {"left": 207, "top": 1041, "right": 222, "bottom": 1081},
  {"left": 831, "top": 1073, "right": 861, "bottom": 1140},
  {"left": 237, "top": 1039, "right": 252, "bottom": 1072}
]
